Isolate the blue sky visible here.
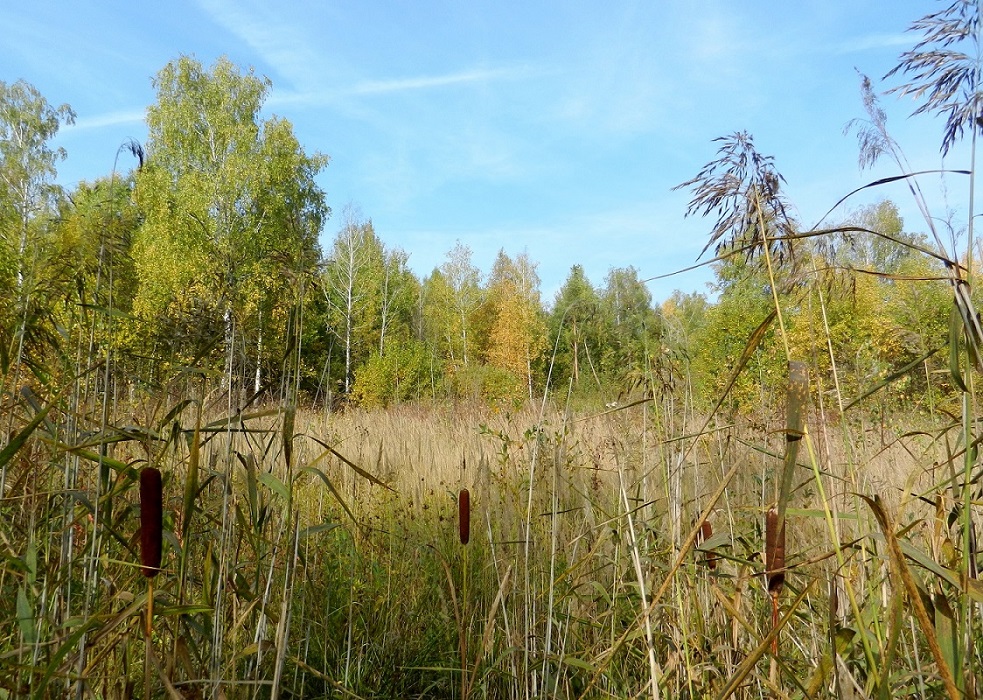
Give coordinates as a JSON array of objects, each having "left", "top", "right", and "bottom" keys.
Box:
[{"left": 3, "top": 1, "right": 966, "bottom": 303}]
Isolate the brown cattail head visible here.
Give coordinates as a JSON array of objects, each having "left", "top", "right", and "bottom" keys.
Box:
[
  {"left": 458, "top": 488, "right": 470, "bottom": 545},
  {"left": 765, "top": 507, "right": 785, "bottom": 594},
  {"left": 140, "top": 467, "right": 163, "bottom": 577},
  {"left": 699, "top": 520, "right": 718, "bottom": 570}
]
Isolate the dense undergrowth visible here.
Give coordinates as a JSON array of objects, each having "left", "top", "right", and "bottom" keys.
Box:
[{"left": 0, "top": 386, "right": 975, "bottom": 698}]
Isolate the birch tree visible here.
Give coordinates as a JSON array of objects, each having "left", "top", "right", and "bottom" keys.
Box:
[
  {"left": 0, "top": 80, "right": 75, "bottom": 381},
  {"left": 134, "top": 55, "right": 326, "bottom": 387},
  {"left": 440, "top": 241, "right": 483, "bottom": 368},
  {"left": 322, "top": 207, "right": 375, "bottom": 395}
]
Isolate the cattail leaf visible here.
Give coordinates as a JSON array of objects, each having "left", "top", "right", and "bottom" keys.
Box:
[
  {"left": 258, "top": 472, "right": 289, "bottom": 502},
  {"left": 140, "top": 467, "right": 163, "bottom": 577},
  {"left": 77, "top": 303, "right": 135, "bottom": 320},
  {"left": 953, "top": 281, "right": 983, "bottom": 371},
  {"left": 154, "top": 603, "right": 213, "bottom": 616},
  {"left": 203, "top": 408, "right": 280, "bottom": 430},
  {"left": 471, "top": 564, "right": 512, "bottom": 695},
  {"left": 949, "top": 299, "right": 970, "bottom": 392},
  {"left": 697, "top": 531, "right": 730, "bottom": 551},
  {"left": 965, "top": 579, "right": 983, "bottom": 605},
  {"left": 66, "top": 447, "right": 139, "bottom": 480},
  {"left": 181, "top": 419, "right": 200, "bottom": 540},
  {"left": 299, "top": 522, "right": 339, "bottom": 539},
  {"left": 163, "top": 530, "right": 182, "bottom": 561},
  {"left": 25, "top": 540, "right": 37, "bottom": 587},
  {"left": 19, "top": 385, "right": 57, "bottom": 433},
  {"left": 304, "top": 436, "right": 393, "bottom": 490},
  {"left": 70, "top": 426, "right": 161, "bottom": 450},
  {"left": 237, "top": 452, "right": 260, "bottom": 523},
  {"left": 300, "top": 466, "right": 358, "bottom": 524},
  {"left": 35, "top": 618, "right": 102, "bottom": 698},
  {"left": 887, "top": 536, "right": 962, "bottom": 590},
  {"left": 0, "top": 394, "right": 55, "bottom": 471},
  {"left": 561, "top": 655, "right": 597, "bottom": 672},
  {"left": 861, "top": 494, "right": 961, "bottom": 700},
  {"left": 817, "top": 170, "right": 969, "bottom": 227},
  {"left": 934, "top": 592, "right": 960, "bottom": 681},
  {"left": 787, "top": 507, "right": 860, "bottom": 520},
  {"left": 697, "top": 309, "right": 779, "bottom": 441},
  {"left": 157, "top": 399, "right": 194, "bottom": 432},
  {"left": 16, "top": 586, "right": 36, "bottom": 644},
  {"left": 714, "top": 580, "right": 816, "bottom": 700}
]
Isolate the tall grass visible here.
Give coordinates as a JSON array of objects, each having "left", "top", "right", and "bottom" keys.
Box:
[{"left": 0, "top": 373, "right": 968, "bottom": 698}]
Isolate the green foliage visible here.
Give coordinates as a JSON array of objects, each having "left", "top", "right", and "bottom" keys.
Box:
[
  {"left": 133, "top": 55, "right": 326, "bottom": 388},
  {"left": 598, "top": 266, "right": 663, "bottom": 385},
  {"left": 0, "top": 79, "right": 75, "bottom": 382},
  {"left": 547, "top": 264, "right": 605, "bottom": 393},
  {"left": 351, "top": 339, "right": 432, "bottom": 408},
  {"left": 690, "top": 256, "right": 784, "bottom": 412},
  {"left": 836, "top": 200, "right": 912, "bottom": 273},
  {"left": 320, "top": 209, "right": 424, "bottom": 403},
  {"left": 321, "top": 210, "right": 383, "bottom": 394}
]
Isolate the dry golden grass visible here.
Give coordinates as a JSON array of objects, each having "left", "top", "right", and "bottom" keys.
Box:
[{"left": 0, "top": 385, "right": 975, "bottom": 698}]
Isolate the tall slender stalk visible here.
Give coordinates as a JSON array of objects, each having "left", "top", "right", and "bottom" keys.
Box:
[
  {"left": 617, "top": 452, "right": 661, "bottom": 700},
  {"left": 886, "top": 4, "right": 983, "bottom": 686}
]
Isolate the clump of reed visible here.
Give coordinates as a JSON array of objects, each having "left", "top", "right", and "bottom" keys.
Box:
[{"left": 0, "top": 366, "right": 971, "bottom": 698}]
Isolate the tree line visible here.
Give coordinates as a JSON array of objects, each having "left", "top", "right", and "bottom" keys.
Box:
[{"left": 0, "top": 56, "right": 958, "bottom": 416}]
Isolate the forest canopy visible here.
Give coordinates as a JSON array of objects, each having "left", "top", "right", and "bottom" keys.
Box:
[{"left": 0, "top": 55, "right": 957, "bottom": 417}]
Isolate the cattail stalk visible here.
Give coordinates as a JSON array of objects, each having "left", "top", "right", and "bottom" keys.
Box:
[
  {"left": 766, "top": 507, "right": 786, "bottom": 654},
  {"left": 458, "top": 488, "right": 471, "bottom": 698}
]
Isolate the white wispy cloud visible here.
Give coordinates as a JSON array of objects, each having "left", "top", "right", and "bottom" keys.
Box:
[
  {"left": 269, "top": 64, "right": 546, "bottom": 110},
  {"left": 352, "top": 66, "right": 530, "bottom": 95},
  {"left": 64, "top": 109, "right": 146, "bottom": 132},
  {"left": 194, "top": 0, "right": 326, "bottom": 89},
  {"left": 196, "top": 0, "right": 546, "bottom": 111}
]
